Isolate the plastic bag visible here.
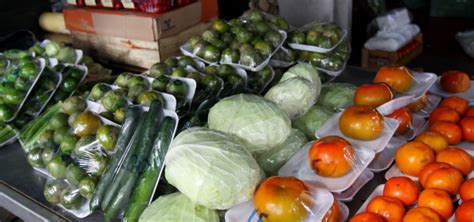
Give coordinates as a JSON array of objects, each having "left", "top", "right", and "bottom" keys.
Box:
[{"left": 225, "top": 176, "right": 338, "bottom": 222}]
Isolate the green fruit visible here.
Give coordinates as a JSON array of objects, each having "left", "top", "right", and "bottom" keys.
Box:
[
  {"left": 151, "top": 76, "right": 169, "bottom": 91},
  {"left": 61, "top": 96, "right": 86, "bottom": 115},
  {"left": 113, "top": 73, "right": 131, "bottom": 88},
  {"left": 65, "top": 163, "right": 85, "bottom": 186},
  {"left": 73, "top": 111, "right": 102, "bottom": 137},
  {"left": 188, "top": 36, "right": 202, "bottom": 49},
  {"left": 236, "top": 30, "right": 254, "bottom": 44},
  {"left": 69, "top": 68, "right": 83, "bottom": 80},
  {"left": 96, "top": 125, "right": 120, "bottom": 151},
  {"left": 89, "top": 154, "right": 108, "bottom": 177},
  {"left": 200, "top": 74, "right": 220, "bottom": 90},
  {"left": 101, "top": 91, "right": 127, "bottom": 112},
  {"left": 3, "top": 88, "right": 23, "bottom": 105},
  {"left": 0, "top": 104, "right": 14, "bottom": 121},
  {"left": 20, "top": 62, "right": 39, "bottom": 80},
  {"left": 27, "top": 148, "right": 45, "bottom": 168},
  {"left": 166, "top": 80, "right": 188, "bottom": 98},
  {"left": 60, "top": 188, "right": 83, "bottom": 209},
  {"left": 201, "top": 30, "right": 218, "bottom": 43},
  {"left": 79, "top": 176, "right": 96, "bottom": 199},
  {"left": 47, "top": 155, "right": 68, "bottom": 179},
  {"left": 74, "top": 136, "right": 97, "bottom": 157},
  {"left": 290, "top": 31, "right": 305, "bottom": 44},
  {"left": 265, "top": 30, "right": 282, "bottom": 48},
  {"left": 113, "top": 108, "right": 125, "bottom": 124},
  {"left": 212, "top": 19, "right": 229, "bottom": 33},
  {"left": 50, "top": 112, "right": 69, "bottom": 130},
  {"left": 89, "top": 83, "right": 112, "bottom": 101},
  {"left": 164, "top": 57, "right": 178, "bottom": 68},
  {"left": 255, "top": 21, "right": 270, "bottom": 35},
  {"left": 60, "top": 135, "right": 78, "bottom": 154},
  {"left": 306, "top": 30, "right": 320, "bottom": 46},
  {"left": 137, "top": 90, "right": 165, "bottom": 106},
  {"left": 254, "top": 40, "right": 273, "bottom": 56},
  {"left": 44, "top": 180, "right": 67, "bottom": 204},
  {"left": 248, "top": 10, "right": 263, "bottom": 22},
  {"left": 217, "top": 64, "right": 236, "bottom": 78},
  {"left": 38, "top": 130, "right": 55, "bottom": 149},
  {"left": 41, "top": 147, "right": 55, "bottom": 164},
  {"left": 220, "top": 48, "right": 240, "bottom": 63},
  {"left": 149, "top": 63, "right": 171, "bottom": 78},
  {"left": 171, "top": 67, "right": 188, "bottom": 78},
  {"left": 202, "top": 45, "right": 221, "bottom": 63},
  {"left": 204, "top": 66, "right": 218, "bottom": 76}
]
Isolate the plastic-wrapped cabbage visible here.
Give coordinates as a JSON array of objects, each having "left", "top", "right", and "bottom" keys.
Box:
[
  {"left": 317, "top": 83, "right": 356, "bottom": 111},
  {"left": 139, "top": 192, "right": 219, "bottom": 222},
  {"left": 164, "top": 127, "right": 263, "bottom": 210},
  {"left": 279, "top": 63, "right": 321, "bottom": 87},
  {"left": 292, "top": 105, "right": 334, "bottom": 140},
  {"left": 256, "top": 129, "right": 307, "bottom": 175},
  {"left": 265, "top": 77, "right": 318, "bottom": 119},
  {"left": 208, "top": 94, "right": 291, "bottom": 154}
]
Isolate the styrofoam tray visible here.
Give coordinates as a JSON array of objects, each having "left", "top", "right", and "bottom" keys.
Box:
[
  {"left": 429, "top": 77, "right": 474, "bottom": 101},
  {"left": 278, "top": 141, "right": 375, "bottom": 193},
  {"left": 333, "top": 169, "right": 374, "bottom": 202},
  {"left": 384, "top": 164, "right": 419, "bottom": 181},
  {"left": 393, "top": 114, "right": 427, "bottom": 141},
  {"left": 368, "top": 136, "right": 406, "bottom": 172},
  {"left": 288, "top": 30, "right": 347, "bottom": 53},
  {"left": 225, "top": 186, "right": 334, "bottom": 222},
  {"left": 140, "top": 72, "right": 197, "bottom": 104},
  {"left": 24, "top": 68, "right": 63, "bottom": 117},
  {"left": 412, "top": 94, "right": 442, "bottom": 119},
  {"left": 315, "top": 112, "right": 399, "bottom": 153},
  {"left": 355, "top": 184, "right": 384, "bottom": 214}
]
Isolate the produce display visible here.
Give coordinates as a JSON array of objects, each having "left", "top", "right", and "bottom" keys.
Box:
[
  {"left": 298, "top": 39, "right": 351, "bottom": 72},
  {"left": 288, "top": 22, "right": 345, "bottom": 51}
]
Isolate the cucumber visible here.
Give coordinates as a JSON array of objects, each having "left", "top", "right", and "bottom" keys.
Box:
[
  {"left": 89, "top": 106, "right": 143, "bottom": 211},
  {"left": 123, "top": 117, "right": 176, "bottom": 222},
  {"left": 102, "top": 101, "right": 163, "bottom": 219}
]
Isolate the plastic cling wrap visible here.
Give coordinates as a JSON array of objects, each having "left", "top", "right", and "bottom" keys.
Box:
[{"left": 288, "top": 22, "right": 347, "bottom": 53}]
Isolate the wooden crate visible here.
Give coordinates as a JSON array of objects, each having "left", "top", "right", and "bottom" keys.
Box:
[
  {"left": 70, "top": 22, "right": 210, "bottom": 69},
  {"left": 362, "top": 33, "right": 423, "bottom": 69}
]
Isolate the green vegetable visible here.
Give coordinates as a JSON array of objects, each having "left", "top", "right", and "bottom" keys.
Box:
[
  {"left": 44, "top": 179, "right": 67, "bottom": 204},
  {"left": 0, "top": 104, "right": 14, "bottom": 122},
  {"left": 317, "top": 83, "right": 356, "bottom": 111},
  {"left": 89, "top": 83, "right": 112, "bottom": 101},
  {"left": 166, "top": 80, "right": 188, "bottom": 98},
  {"left": 89, "top": 154, "right": 109, "bottom": 177},
  {"left": 45, "top": 41, "right": 61, "bottom": 57},
  {"left": 96, "top": 125, "right": 119, "bottom": 151},
  {"left": 27, "top": 148, "right": 45, "bottom": 168},
  {"left": 56, "top": 47, "right": 77, "bottom": 63},
  {"left": 0, "top": 124, "right": 16, "bottom": 144},
  {"left": 212, "top": 19, "right": 229, "bottom": 34},
  {"left": 151, "top": 76, "right": 169, "bottom": 92},
  {"left": 73, "top": 111, "right": 102, "bottom": 137},
  {"left": 139, "top": 192, "right": 219, "bottom": 222},
  {"left": 79, "top": 176, "right": 96, "bottom": 199},
  {"left": 103, "top": 101, "right": 163, "bottom": 221},
  {"left": 113, "top": 108, "right": 125, "bottom": 124},
  {"left": 49, "top": 112, "right": 69, "bottom": 130},
  {"left": 61, "top": 96, "right": 86, "bottom": 115},
  {"left": 60, "top": 188, "right": 83, "bottom": 209},
  {"left": 177, "top": 56, "right": 197, "bottom": 69},
  {"left": 65, "top": 163, "right": 85, "bottom": 186},
  {"left": 128, "top": 76, "right": 149, "bottom": 88},
  {"left": 60, "top": 134, "right": 78, "bottom": 154},
  {"left": 202, "top": 45, "right": 221, "bottom": 62},
  {"left": 137, "top": 90, "right": 165, "bottom": 106},
  {"left": 101, "top": 91, "right": 127, "bottom": 112},
  {"left": 62, "top": 77, "right": 78, "bottom": 93},
  {"left": 41, "top": 147, "right": 55, "bottom": 164},
  {"left": 123, "top": 117, "right": 176, "bottom": 221},
  {"left": 74, "top": 136, "right": 96, "bottom": 157},
  {"left": 220, "top": 48, "right": 240, "bottom": 63},
  {"left": 114, "top": 73, "right": 131, "bottom": 88},
  {"left": 89, "top": 107, "right": 142, "bottom": 211},
  {"left": 292, "top": 105, "right": 334, "bottom": 140},
  {"left": 19, "top": 103, "right": 60, "bottom": 151},
  {"left": 165, "top": 127, "right": 262, "bottom": 209},
  {"left": 149, "top": 63, "right": 171, "bottom": 78},
  {"left": 256, "top": 129, "right": 307, "bottom": 175},
  {"left": 68, "top": 112, "right": 80, "bottom": 128},
  {"left": 265, "top": 77, "right": 319, "bottom": 119},
  {"left": 48, "top": 155, "right": 68, "bottom": 179},
  {"left": 208, "top": 94, "right": 291, "bottom": 154},
  {"left": 164, "top": 57, "right": 178, "bottom": 68},
  {"left": 37, "top": 130, "right": 54, "bottom": 148}
]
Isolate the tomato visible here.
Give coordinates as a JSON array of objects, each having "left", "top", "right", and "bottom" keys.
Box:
[
  {"left": 339, "top": 105, "right": 385, "bottom": 140},
  {"left": 440, "top": 70, "right": 471, "bottom": 93},
  {"left": 255, "top": 176, "right": 313, "bottom": 222},
  {"left": 366, "top": 195, "right": 406, "bottom": 222},
  {"left": 386, "top": 107, "right": 412, "bottom": 135},
  {"left": 429, "top": 121, "right": 462, "bottom": 145},
  {"left": 350, "top": 212, "right": 384, "bottom": 222},
  {"left": 414, "top": 131, "right": 449, "bottom": 153},
  {"left": 322, "top": 200, "right": 340, "bottom": 222},
  {"left": 395, "top": 141, "right": 435, "bottom": 177},
  {"left": 402, "top": 207, "right": 442, "bottom": 222},
  {"left": 455, "top": 199, "right": 474, "bottom": 222},
  {"left": 383, "top": 176, "right": 419, "bottom": 206},
  {"left": 439, "top": 96, "right": 469, "bottom": 116},
  {"left": 460, "top": 117, "right": 474, "bottom": 142},
  {"left": 417, "top": 188, "right": 453, "bottom": 220},
  {"left": 374, "top": 66, "right": 413, "bottom": 93},
  {"left": 465, "top": 106, "right": 474, "bottom": 117},
  {"left": 460, "top": 178, "right": 474, "bottom": 202},
  {"left": 406, "top": 93, "right": 428, "bottom": 112},
  {"left": 436, "top": 147, "right": 474, "bottom": 175},
  {"left": 418, "top": 162, "right": 464, "bottom": 195},
  {"left": 308, "top": 136, "right": 355, "bottom": 177},
  {"left": 428, "top": 107, "right": 460, "bottom": 124},
  {"left": 354, "top": 83, "right": 394, "bottom": 107}
]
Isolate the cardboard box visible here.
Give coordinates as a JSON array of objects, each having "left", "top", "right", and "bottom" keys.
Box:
[
  {"left": 71, "top": 22, "right": 211, "bottom": 69},
  {"left": 362, "top": 33, "right": 423, "bottom": 69},
  {"left": 64, "top": 0, "right": 216, "bottom": 41}
]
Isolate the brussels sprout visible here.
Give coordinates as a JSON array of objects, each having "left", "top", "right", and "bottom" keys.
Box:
[
  {"left": 20, "top": 62, "right": 39, "bottom": 80},
  {"left": 248, "top": 10, "right": 263, "bottom": 22},
  {"left": 220, "top": 48, "right": 240, "bottom": 64},
  {"left": 74, "top": 136, "right": 97, "bottom": 157},
  {"left": 128, "top": 76, "right": 149, "bottom": 88},
  {"left": 236, "top": 30, "right": 254, "bottom": 44},
  {"left": 289, "top": 31, "right": 305, "bottom": 44},
  {"left": 27, "top": 148, "right": 45, "bottom": 168},
  {"left": 0, "top": 105, "right": 14, "bottom": 122},
  {"left": 239, "top": 46, "right": 263, "bottom": 67},
  {"left": 56, "top": 47, "right": 77, "bottom": 64},
  {"left": 200, "top": 74, "right": 220, "bottom": 90},
  {"left": 127, "top": 83, "right": 148, "bottom": 103},
  {"left": 227, "top": 73, "right": 245, "bottom": 89},
  {"left": 101, "top": 91, "right": 127, "bottom": 112},
  {"left": 221, "top": 32, "right": 234, "bottom": 44},
  {"left": 164, "top": 57, "right": 178, "bottom": 68},
  {"left": 89, "top": 83, "right": 112, "bottom": 101},
  {"left": 274, "top": 16, "right": 289, "bottom": 31},
  {"left": 100, "top": 111, "right": 114, "bottom": 120},
  {"left": 61, "top": 96, "right": 86, "bottom": 115},
  {"left": 202, "top": 45, "right": 221, "bottom": 63},
  {"left": 166, "top": 80, "right": 188, "bottom": 98},
  {"left": 80, "top": 55, "right": 94, "bottom": 65},
  {"left": 253, "top": 40, "right": 273, "bottom": 56},
  {"left": 50, "top": 112, "right": 69, "bottom": 130},
  {"left": 41, "top": 147, "right": 55, "bottom": 164},
  {"left": 3, "top": 88, "right": 23, "bottom": 105},
  {"left": 37, "top": 130, "right": 55, "bottom": 148},
  {"left": 152, "top": 76, "right": 169, "bottom": 92},
  {"left": 96, "top": 125, "right": 119, "bottom": 151},
  {"left": 113, "top": 108, "right": 126, "bottom": 124},
  {"left": 65, "top": 163, "right": 85, "bottom": 186},
  {"left": 48, "top": 155, "right": 68, "bottom": 179},
  {"left": 204, "top": 66, "right": 218, "bottom": 76},
  {"left": 114, "top": 73, "right": 131, "bottom": 88},
  {"left": 68, "top": 112, "right": 80, "bottom": 128},
  {"left": 177, "top": 56, "right": 197, "bottom": 69},
  {"left": 228, "top": 19, "right": 243, "bottom": 28},
  {"left": 202, "top": 30, "right": 218, "bottom": 43},
  {"left": 60, "top": 188, "right": 83, "bottom": 209},
  {"left": 89, "top": 154, "right": 108, "bottom": 177},
  {"left": 79, "top": 176, "right": 96, "bottom": 199},
  {"left": 45, "top": 41, "right": 61, "bottom": 57},
  {"left": 14, "top": 78, "right": 28, "bottom": 91},
  {"left": 29, "top": 44, "right": 45, "bottom": 55},
  {"left": 186, "top": 72, "right": 201, "bottom": 82},
  {"left": 265, "top": 30, "right": 282, "bottom": 48},
  {"left": 114, "top": 88, "right": 128, "bottom": 97},
  {"left": 137, "top": 90, "right": 165, "bottom": 106},
  {"left": 44, "top": 179, "right": 67, "bottom": 204},
  {"left": 212, "top": 39, "right": 227, "bottom": 50},
  {"left": 149, "top": 63, "right": 171, "bottom": 78},
  {"left": 255, "top": 21, "right": 270, "bottom": 35},
  {"left": 73, "top": 111, "right": 102, "bottom": 137},
  {"left": 188, "top": 36, "right": 202, "bottom": 49},
  {"left": 212, "top": 19, "right": 229, "bottom": 33},
  {"left": 68, "top": 68, "right": 84, "bottom": 80},
  {"left": 60, "top": 134, "right": 78, "bottom": 154},
  {"left": 171, "top": 67, "right": 188, "bottom": 78}
]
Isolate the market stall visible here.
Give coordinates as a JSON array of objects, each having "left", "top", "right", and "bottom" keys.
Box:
[{"left": 1, "top": 2, "right": 474, "bottom": 222}]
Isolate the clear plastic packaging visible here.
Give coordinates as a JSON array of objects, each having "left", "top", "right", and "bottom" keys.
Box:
[
  {"left": 429, "top": 76, "right": 474, "bottom": 101},
  {"left": 411, "top": 94, "right": 442, "bottom": 119},
  {"left": 245, "top": 65, "right": 275, "bottom": 94},
  {"left": 288, "top": 22, "right": 347, "bottom": 53},
  {"left": 278, "top": 137, "right": 376, "bottom": 193},
  {"left": 269, "top": 46, "right": 297, "bottom": 68},
  {"left": 139, "top": 72, "right": 197, "bottom": 105},
  {"left": 0, "top": 124, "right": 18, "bottom": 147},
  {"left": 50, "top": 64, "right": 89, "bottom": 105},
  {"left": 22, "top": 67, "right": 62, "bottom": 117},
  {"left": 40, "top": 40, "right": 83, "bottom": 65},
  {"left": 368, "top": 136, "right": 405, "bottom": 172},
  {"left": 333, "top": 169, "right": 374, "bottom": 202},
  {"left": 456, "top": 30, "right": 474, "bottom": 59},
  {"left": 225, "top": 179, "right": 336, "bottom": 222},
  {"left": 297, "top": 39, "right": 351, "bottom": 77},
  {"left": 315, "top": 112, "right": 399, "bottom": 153}
]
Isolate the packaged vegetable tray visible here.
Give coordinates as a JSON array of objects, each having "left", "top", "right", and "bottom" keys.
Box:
[{"left": 288, "top": 22, "right": 347, "bottom": 53}]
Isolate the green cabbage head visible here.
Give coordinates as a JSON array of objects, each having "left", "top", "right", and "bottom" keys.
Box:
[
  {"left": 279, "top": 63, "right": 321, "bottom": 88},
  {"left": 317, "top": 83, "right": 356, "bottom": 111},
  {"left": 208, "top": 94, "right": 291, "bottom": 154},
  {"left": 292, "top": 105, "right": 334, "bottom": 140},
  {"left": 139, "top": 192, "right": 219, "bottom": 222},
  {"left": 164, "top": 127, "right": 263, "bottom": 210}
]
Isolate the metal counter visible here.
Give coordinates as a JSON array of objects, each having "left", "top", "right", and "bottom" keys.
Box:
[{"left": 0, "top": 66, "right": 382, "bottom": 221}]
